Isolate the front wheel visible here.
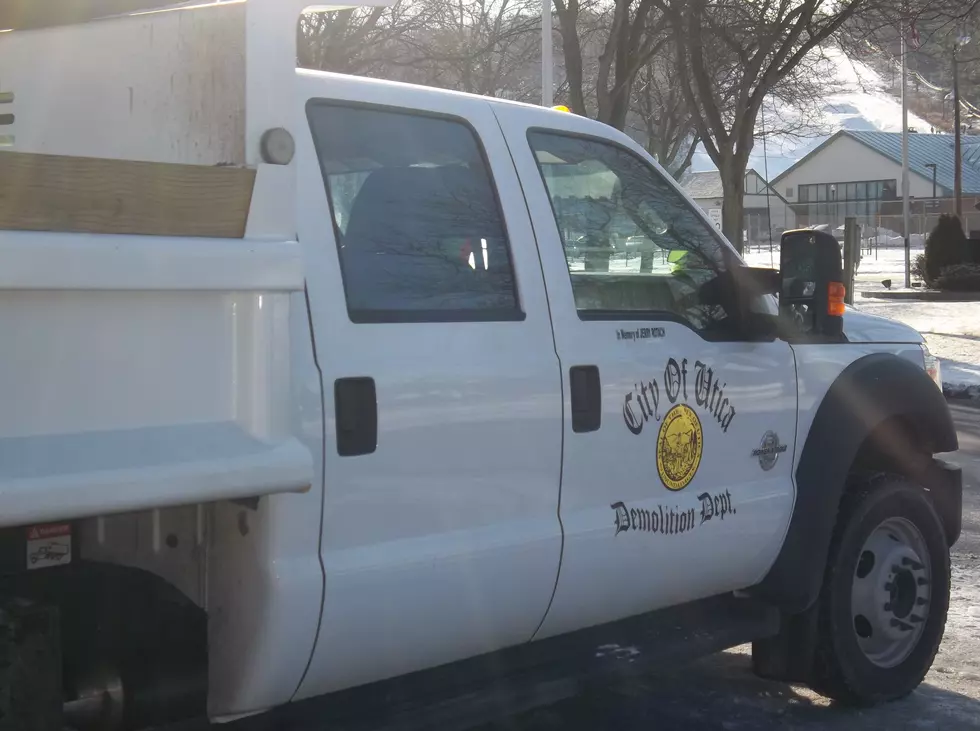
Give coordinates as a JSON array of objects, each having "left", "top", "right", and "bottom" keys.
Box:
[{"left": 809, "top": 475, "right": 951, "bottom": 705}]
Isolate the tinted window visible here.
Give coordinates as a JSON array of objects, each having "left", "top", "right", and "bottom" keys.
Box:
[
  {"left": 308, "top": 102, "right": 520, "bottom": 322},
  {"left": 527, "top": 131, "right": 737, "bottom": 336}
]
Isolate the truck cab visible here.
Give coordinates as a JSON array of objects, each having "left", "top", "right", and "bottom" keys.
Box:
[{"left": 0, "top": 2, "right": 962, "bottom": 729}]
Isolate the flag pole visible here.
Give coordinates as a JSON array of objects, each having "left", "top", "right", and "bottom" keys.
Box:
[
  {"left": 542, "top": 0, "right": 553, "bottom": 107},
  {"left": 901, "top": 22, "right": 911, "bottom": 289}
]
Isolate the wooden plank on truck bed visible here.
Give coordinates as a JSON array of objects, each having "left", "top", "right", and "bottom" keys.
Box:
[{"left": 0, "top": 151, "right": 256, "bottom": 238}]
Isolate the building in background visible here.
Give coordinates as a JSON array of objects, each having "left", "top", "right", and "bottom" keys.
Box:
[
  {"left": 773, "top": 130, "right": 980, "bottom": 238},
  {"left": 682, "top": 169, "right": 795, "bottom": 248}
]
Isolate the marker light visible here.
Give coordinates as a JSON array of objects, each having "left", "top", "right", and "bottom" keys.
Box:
[
  {"left": 922, "top": 344, "right": 942, "bottom": 391},
  {"left": 827, "top": 282, "right": 846, "bottom": 316}
]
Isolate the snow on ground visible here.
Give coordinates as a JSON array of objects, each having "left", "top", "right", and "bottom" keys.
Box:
[
  {"left": 743, "top": 243, "right": 980, "bottom": 395},
  {"left": 861, "top": 298, "right": 980, "bottom": 394}
]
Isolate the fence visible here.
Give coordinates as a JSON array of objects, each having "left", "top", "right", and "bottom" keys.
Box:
[{"left": 787, "top": 197, "right": 980, "bottom": 249}]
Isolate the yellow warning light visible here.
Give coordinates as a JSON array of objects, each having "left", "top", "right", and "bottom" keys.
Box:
[{"left": 552, "top": 105, "right": 571, "bottom": 113}]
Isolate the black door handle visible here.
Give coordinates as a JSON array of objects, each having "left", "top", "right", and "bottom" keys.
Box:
[
  {"left": 569, "top": 365, "right": 601, "bottom": 433},
  {"left": 335, "top": 377, "right": 378, "bottom": 456}
]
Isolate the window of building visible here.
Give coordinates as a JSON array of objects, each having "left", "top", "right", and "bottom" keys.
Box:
[
  {"left": 797, "top": 179, "right": 898, "bottom": 202},
  {"left": 307, "top": 101, "right": 521, "bottom": 323},
  {"left": 786, "top": 187, "right": 795, "bottom": 198},
  {"left": 527, "top": 131, "right": 740, "bottom": 338}
]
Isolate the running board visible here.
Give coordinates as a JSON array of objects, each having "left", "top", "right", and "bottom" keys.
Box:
[{"left": 235, "top": 593, "right": 779, "bottom": 731}]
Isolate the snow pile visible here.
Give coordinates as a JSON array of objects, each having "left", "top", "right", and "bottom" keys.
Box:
[
  {"left": 742, "top": 241, "right": 921, "bottom": 286},
  {"left": 858, "top": 298, "right": 980, "bottom": 399},
  {"left": 865, "top": 232, "right": 927, "bottom": 248}
]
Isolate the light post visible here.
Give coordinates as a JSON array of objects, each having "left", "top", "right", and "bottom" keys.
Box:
[
  {"left": 954, "top": 42, "right": 963, "bottom": 218},
  {"left": 925, "top": 162, "right": 937, "bottom": 199},
  {"left": 952, "top": 36, "right": 977, "bottom": 221},
  {"left": 541, "top": 0, "right": 552, "bottom": 106},
  {"left": 830, "top": 184, "right": 838, "bottom": 231}
]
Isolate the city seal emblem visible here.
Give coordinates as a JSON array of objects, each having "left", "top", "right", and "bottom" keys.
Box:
[{"left": 656, "top": 403, "right": 703, "bottom": 491}]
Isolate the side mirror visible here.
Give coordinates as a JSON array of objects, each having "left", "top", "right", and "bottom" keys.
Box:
[
  {"left": 778, "top": 228, "right": 845, "bottom": 339},
  {"left": 730, "top": 265, "right": 781, "bottom": 341},
  {"left": 701, "top": 264, "right": 780, "bottom": 341}
]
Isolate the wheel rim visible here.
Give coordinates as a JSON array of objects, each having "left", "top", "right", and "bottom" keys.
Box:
[{"left": 850, "top": 516, "right": 932, "bottom": 668}]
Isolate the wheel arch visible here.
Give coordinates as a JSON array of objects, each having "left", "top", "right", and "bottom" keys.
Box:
[{"left": 748, "top": 352, "right": 958, "bottom": 615}]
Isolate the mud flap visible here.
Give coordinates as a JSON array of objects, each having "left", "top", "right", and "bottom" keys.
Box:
[
  {"left": 751, "top": 604, "right": 820, "bottom": 684},
  {"left": 0, "top": 599, "right": 61, "bottom": 731},
  {"left": 922, "top": 457, "right": 962, "bottom": 547}
]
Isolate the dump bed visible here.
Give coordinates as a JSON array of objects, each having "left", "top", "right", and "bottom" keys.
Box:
[{"left": 0, "top": 0, "right": 389, "bottom": 527}]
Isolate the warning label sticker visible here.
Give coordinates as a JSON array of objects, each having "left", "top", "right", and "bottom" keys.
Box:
[{"left": 26, "top": 523, "right": 72, "bottom": 570}]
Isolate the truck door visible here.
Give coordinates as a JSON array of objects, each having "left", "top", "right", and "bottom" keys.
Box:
[
  {"left": 493, "top": 105, "right": 798, "bottom": 638},
  {"left": 292, "top": 77, "right": 563, "bottom": 697}
]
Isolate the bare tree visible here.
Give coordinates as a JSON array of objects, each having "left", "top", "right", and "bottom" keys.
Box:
[
  {"left": 553, "top": 0, "right": 670, "bottom": 129},
  {"left": 657, "top": 0, "right": 879, "bottom": 252},
  {"left": 298, "top": 0, "right": 541, "bottom": 102},
  {"left": 298, "top": 3, "right": 428, "bottom": 76},
  {"left": 399, "top": 0, "right": 542, "bottom": 100},
  {"left": 629, "top": 53, "right": 700, "bottom": 179}
]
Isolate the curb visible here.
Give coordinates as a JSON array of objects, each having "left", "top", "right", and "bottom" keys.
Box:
[{"left": 860, "top": 290, "right": 980, "bottom": 302}]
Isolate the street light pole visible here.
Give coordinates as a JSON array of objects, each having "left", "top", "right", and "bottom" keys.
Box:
[
  {"left": 541, "top": 0, "right": 553, "bottom": 107},
  {"left": 954, "top": 44, "right": 962, "bottom": 219},
  {"left": 901, "top": 28, "right": 911, "bottom": 288}
]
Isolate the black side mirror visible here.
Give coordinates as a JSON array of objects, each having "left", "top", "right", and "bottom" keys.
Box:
[
  {"left": 779, "top": 228, "right": 845, "bottom": 339},
  {"left": 731, "top": 266, "right": 781, "bottom": 341},
  {"left": 699, "top": 264, "right": 781, "bottom": 341}
]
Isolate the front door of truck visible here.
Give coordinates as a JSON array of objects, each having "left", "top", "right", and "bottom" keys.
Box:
[
  {"left": 493, "top": 105, "right": 799, "bottom": 638},
  {"left": 293, "top": 77, "right": 564, "bottom": 697}
]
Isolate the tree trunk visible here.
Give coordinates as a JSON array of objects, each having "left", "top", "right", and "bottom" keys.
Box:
[
  {"left": 719, "top": 158, "right": 746, "bottom": 253},
  {"left": 554, "top": 2, "right": 588, "bottom": 116}
]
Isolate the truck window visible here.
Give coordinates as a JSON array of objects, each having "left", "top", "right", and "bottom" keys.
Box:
[
  {"left": 527, "top": 130, "right": 737, "bottom": 336},
  {"left": 308, "top": 101, "right": 521, "bottom": 323}
]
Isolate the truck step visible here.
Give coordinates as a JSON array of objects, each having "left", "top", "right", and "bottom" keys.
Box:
[{"left": 233, "top": 593, "right": 778, "bottom": 731}]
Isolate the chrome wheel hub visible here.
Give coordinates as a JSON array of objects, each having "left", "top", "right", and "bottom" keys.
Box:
[{"left": 850, "top": 516, "right": 931, "bottom": 668}]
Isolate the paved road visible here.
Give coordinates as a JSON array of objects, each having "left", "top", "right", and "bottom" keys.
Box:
[
  {"left": 484, "top": 399, "right": 980, "bottom": 731},
  {"left": 949, "top": 401, "right": 980, "bottom": 556}
]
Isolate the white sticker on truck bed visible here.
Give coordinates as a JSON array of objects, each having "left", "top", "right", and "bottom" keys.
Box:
[{"left": 26, "top": 523, "right": 72, "bottom": 570}]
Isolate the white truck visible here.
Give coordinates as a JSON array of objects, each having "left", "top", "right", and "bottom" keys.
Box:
[{"left": 0, "top": 2, "right": 963, "bottom": 729}]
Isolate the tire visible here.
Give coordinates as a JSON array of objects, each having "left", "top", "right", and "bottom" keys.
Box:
[
  {"left": 0, "top": 599, "right": 63, "bottom": 730},
  {"left": 0, "top": 614, "right": 12, "bottom": 728},
  {"left": 808, "top": 474, "right": 950, "bottom": 705}
]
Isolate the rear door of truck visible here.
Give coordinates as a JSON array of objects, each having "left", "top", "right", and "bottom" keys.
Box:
[{"left": 292, "top": 73, "right": 564, "bottom": 697}]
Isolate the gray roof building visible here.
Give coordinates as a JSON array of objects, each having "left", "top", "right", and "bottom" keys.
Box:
[{"left": 773, "top": 130, "right": 980, "bottom": 196}]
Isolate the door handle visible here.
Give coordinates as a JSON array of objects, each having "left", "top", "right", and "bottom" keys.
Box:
[
  {"left": 335, "top": 377, "right": 378, "bottom": 456},
  {"left": 569, "top": 365, "right": 601, "bottom": 433}
]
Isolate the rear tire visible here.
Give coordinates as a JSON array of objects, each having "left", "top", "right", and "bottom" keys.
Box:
[
  {"left": 0, "top": 598, "right": 62, "bottom": 731},
  {"left": 808, "top": 474, "right": 950, "bottom": 705}
]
